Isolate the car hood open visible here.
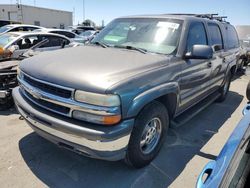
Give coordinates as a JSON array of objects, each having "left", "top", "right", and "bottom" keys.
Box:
[{"left": 20, "top": 45, "right": 168, "bottom": 93}]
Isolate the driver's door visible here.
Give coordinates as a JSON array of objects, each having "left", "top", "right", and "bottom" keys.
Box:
[{"left": 179, "top": 22, "right": 213, "bottom": 111}]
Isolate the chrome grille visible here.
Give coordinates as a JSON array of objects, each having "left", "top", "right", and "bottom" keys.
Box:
[
  {"left": 23, "top": 74, "right": 72, "bottom": 98},
  {"left": 23, "top": 90, "right": 70, "bottom": 115}
]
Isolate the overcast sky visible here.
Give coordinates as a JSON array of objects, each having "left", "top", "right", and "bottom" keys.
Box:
[{"left": 1, "top": 0, "right": 250, "bottom": 26}]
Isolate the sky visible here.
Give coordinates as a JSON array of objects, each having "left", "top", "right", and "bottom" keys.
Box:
[{"left": 1, "top": 0, "right": 250, "bottom": 26}]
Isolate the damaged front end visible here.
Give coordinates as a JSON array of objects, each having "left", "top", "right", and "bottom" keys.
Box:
[{"left": 0, "top": 60, "right": 19, "bottom": 110}]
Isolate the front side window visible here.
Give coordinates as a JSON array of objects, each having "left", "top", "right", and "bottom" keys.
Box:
[
  {"left": 92, "top": 18, "right": 183, "bottom": 55},
  {"left": 208, "top": 23, "right": 223, "bottom": 50},
  {"left": 15, "top": 36, "right": 39, "bottom": 49},
  {"left": 186, "top": 22, "right": 207, "bottom": 52}
]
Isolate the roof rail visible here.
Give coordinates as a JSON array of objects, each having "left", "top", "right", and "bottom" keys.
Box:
[{"left": 164, "top": 13, "right": 229, "bottom": 23}]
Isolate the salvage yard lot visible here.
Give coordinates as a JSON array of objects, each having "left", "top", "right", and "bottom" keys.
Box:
[{"left": 0, "top": 74, "right": 248, "bottom": 188}]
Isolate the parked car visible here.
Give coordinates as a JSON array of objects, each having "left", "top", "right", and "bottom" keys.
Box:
[
  {"left": 197, "top": 80, "right": 250, "bottom": 188},
  {"left": 67, "top": 26, "right": 95, "bottom": 35},
  {"left": 34, "top": 28, "right": 85, "bottom": 43},
  {"left": 0, "top": 24, "right": 43, "bottom": 34},
  {"left": 79, "top": 30, "right": 99, "bottom": 42},
  {"left": 0, "top": 39, "right": 82, "bottom": 110},
  {"left": 239, "top": 39, "right": 250, "bottom": 68},
  {"left": 13, "top": 14, "right": 240, "bottom": 168},
  {"left": 0, "top": 32, "right": 72, "bottom": 59}
]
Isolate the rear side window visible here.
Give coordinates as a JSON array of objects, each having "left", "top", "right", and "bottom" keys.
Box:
[
  {"left": 225, "top": 25, "right": 239, "bottom": 49},
  {"left": 186, "top": 22, "right": 207, "bottom": 52},
  {"left": 52, "top": 31, "right": 75, "bottom": 38},
  {"left": 208, "top": 23, "right": 223, "bottom": 50},
  {"left": 39, "top": 35, "right": 70, "bottom": 48}
]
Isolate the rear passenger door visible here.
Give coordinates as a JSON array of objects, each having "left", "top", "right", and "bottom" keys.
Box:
[
  {"left": 179, "top": 22, "right": 213, "bottom": 109},
  {"left": 207, "top": 23, "right": 226, "bottom": 90}
]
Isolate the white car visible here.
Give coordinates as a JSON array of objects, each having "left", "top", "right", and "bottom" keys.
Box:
[
  {"left": 0, "top": 32, "right": 74, "bottom": 59},
  {"left": 0, "top": 24, "right": 43, "bottom": 34},
  {"left": 34, "top": 28, "right": 85, "bottom": 43}
]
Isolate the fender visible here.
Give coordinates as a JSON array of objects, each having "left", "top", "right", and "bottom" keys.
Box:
[{"left": 126, "top": 82, "right": 180, "bottom": 118}]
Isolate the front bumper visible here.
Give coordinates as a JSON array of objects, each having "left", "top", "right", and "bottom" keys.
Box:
[{"left": 13, "top": 87, "right": 134, "bottom": 161}]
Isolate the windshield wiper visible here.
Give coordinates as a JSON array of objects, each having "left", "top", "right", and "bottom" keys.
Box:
[
  {"left": 92, "top": 41, "right": 109, "bottom": 48},
  {"left": 113, "top": 45, "right": 148, "bottom": 54}
]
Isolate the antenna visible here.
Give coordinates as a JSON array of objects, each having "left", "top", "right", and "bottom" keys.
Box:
[{"left": 82, "top": 0, "right": 85, "bottom": 22}]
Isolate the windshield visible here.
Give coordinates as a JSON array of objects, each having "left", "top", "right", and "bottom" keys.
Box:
[
  {"left": 0, "top": 25, "right": 14, "bottom": 33},
  {"left": 92, "top": 18, "right": 183, "bottom": 55},
  {"left": 0, "top": 33, "right": 19, "bottom": 48}
]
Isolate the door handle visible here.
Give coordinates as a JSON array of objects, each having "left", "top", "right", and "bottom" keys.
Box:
[
  {"left": 207, "top": 62, "right": 212, "bottom": 67},
  {"left": 197, "top": 161, "right": 215, "bottom": 187}
]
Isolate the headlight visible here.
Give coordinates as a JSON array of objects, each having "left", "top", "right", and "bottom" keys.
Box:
[
  {"left": 74, "top": 90, "right": 120, "bottom": 107},
  {"left": 72, "top": 110, "right": 121, "bottom": 125}
]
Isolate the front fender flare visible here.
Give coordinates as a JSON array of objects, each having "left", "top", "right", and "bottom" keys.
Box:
[{"left": 126, "top": 82, "right": 180, "bottom": 118}]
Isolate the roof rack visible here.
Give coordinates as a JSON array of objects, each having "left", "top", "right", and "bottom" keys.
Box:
[{"left": 165, "top": 13, "right": 229, "bottom": 23}]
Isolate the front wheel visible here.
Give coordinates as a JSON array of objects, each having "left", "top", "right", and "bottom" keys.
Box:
[
  {"left": 125, "top": 101, "right": 169, "bottom": 168},
  {"left": 216, "top": 71, "right": 232, "bottom": 102}
]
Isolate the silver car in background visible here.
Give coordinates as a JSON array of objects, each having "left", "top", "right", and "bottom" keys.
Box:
[
  {"left": 0, "top": 32, "right": 73, "bottom": 59},
  {"left": 0, "top": 24, "right": 43, "bottom": 34},
  {"left": 34, "top": 28, "right": 85, "bottom": 43}
]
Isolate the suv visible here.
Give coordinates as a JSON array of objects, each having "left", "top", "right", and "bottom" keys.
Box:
[{"left": 13, "top": 14, "right": 240, "bottom": 168}]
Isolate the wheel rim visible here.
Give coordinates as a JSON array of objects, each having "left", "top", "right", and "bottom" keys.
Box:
[{"left": 140, "top": 117, "right": 162, "bottom": 155}]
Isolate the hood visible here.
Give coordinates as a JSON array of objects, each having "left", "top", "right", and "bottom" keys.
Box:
[{"left": 20, "top": 45, "right": 168, "bottom": 93}]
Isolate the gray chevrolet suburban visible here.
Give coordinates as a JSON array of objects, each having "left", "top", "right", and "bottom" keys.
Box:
[{"left": 13, "top": 14, "right": 240, "bottom": 168}]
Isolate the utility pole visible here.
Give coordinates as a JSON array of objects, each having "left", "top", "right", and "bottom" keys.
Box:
[{"left": 83, "top": 0, "right": 85, "bottom": 22}]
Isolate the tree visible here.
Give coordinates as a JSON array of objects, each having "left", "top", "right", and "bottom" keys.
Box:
[{"left": 81, "top": 19, "right": 96, "bottom": 27}]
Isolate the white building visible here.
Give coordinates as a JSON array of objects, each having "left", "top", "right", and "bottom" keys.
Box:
[{"left": 0, "top": 4, "right": 73, "bottom": 29}]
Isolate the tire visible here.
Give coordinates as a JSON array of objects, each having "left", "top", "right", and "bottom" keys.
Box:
[
  {"left": 246, "top": 81, "right": 250, "bottom": 101},
  {"left": 0, "top": 97, "right": 14, "bottom": 111},
  {"left": 216, "top": 71, "right": 232, "bottom": 103},
  {"left": 125, "top": 101, "right": 169, "bottom": 168}
]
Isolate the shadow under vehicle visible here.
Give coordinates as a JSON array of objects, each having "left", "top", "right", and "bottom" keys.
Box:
[{"left": 197, "top": 81, "right": 250, "bottom": 188}]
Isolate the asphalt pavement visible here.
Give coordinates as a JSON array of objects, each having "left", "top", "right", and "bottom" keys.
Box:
[{"left": 0, "top": 74, "right": 248, "bottom": 188}]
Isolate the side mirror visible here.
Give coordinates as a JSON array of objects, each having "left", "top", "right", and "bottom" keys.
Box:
[{"left": 185, "top": 45, "right": 213, "bottom": 59}]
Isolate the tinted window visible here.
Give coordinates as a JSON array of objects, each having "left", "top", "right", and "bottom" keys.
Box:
[
  {"left": 52, "top": 31, "right": 75, "bottom": 38},
  {"left": 226, "top": 25, "right": 239, "bottom": 49},
  {"left": 187, "top": 22, "right": 207, "bottom": 52},
  {"left": 10, "top": 27, "right": 24, "bottom": 32},
  {"left": 39, "top": 35, "right": 70, "bottom": 48},
  {"left": 208, "top": 23, "right": 223, "bottom": 50},
  {"left": 23, "top": 27, "right": 39, "bottom": 32}
]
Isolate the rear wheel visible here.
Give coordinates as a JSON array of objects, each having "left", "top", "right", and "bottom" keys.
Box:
[
  {"left": 125, "top": 101, "right": 169, "bottom": 168},
  {"left": 216, "top": 71, "right": 232, "bottom": 102}
]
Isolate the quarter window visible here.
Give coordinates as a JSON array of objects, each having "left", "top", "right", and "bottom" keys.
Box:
[
  {"left": 208, "top": 23, "right": 223, "bottom": 50},
  {"left": 187, "top": 22, "right": 207, "bottom": 52},
  {"left": 226, "top": 25, "right": 240, "bottom": 49}
]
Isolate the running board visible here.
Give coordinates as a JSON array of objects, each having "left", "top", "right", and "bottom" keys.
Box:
[{"left": 171, "top": 92, "right": 221, "bottom": 128}]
